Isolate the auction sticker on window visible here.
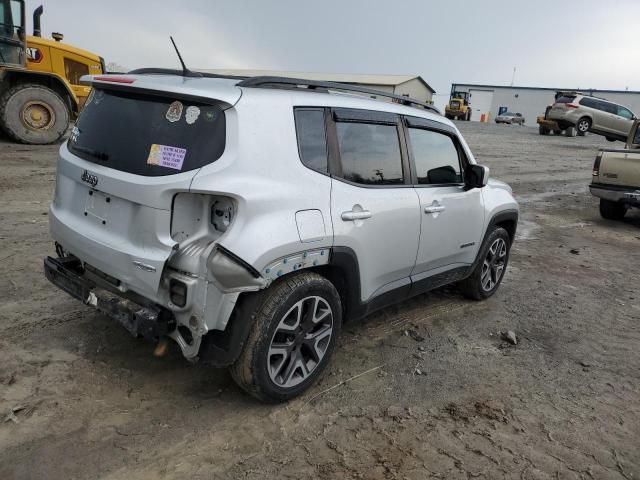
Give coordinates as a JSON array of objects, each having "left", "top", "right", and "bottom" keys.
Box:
[{"left": 147, "top": 144, "right": 187, "bottom": 170}]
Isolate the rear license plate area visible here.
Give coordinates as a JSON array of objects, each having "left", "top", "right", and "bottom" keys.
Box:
[{"left": 84, "top": 189, "right": 111, "bottom": 224}]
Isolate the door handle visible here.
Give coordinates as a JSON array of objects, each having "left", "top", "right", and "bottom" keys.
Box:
[
  {"left": 424, "top": 205, "right": 446, "bottom": 214},
  {"left": 341, "top": 210, "right": 372, "bottom": 221}
]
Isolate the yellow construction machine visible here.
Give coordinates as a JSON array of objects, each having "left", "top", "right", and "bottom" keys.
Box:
[
  {"left": 445, "top": 91, "right": 471, "bottom": 121},
  {"left": 0, "top": 1, "right": 104, "bottom": 144}
]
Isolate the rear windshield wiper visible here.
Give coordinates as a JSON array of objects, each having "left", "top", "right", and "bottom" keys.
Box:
[{"left": 71, "top": 145, "right": 110, "bottom": 161}]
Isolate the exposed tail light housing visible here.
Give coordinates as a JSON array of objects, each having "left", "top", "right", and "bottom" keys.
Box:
[
  {"left": 593, "top": 153, "right": 602, "bottom": 176},
  {"left": 565, "top": 103, "right": 579, "bottom": 108},
  {"left": 169, "top": 279, "right": 188, "bottom": 307}
]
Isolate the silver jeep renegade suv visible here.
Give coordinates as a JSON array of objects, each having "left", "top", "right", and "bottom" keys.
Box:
[{"left": 44, "top": 71, "right": 518, "bottom": 401}]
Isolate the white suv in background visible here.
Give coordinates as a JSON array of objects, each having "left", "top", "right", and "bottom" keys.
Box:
[
  {"left": 548, "top": 93, "right": 636, "bottom": 141},
  {"left": 44, "top": 71, "right": 518, "bottom": 401}
]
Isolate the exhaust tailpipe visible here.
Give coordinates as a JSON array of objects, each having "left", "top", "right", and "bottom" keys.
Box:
[{"left": 33, "top": 5, "right": 43, "bottom": 37}]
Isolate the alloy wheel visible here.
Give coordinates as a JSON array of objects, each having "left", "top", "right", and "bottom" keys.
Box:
[
  {"left": 578, "top": 119, "right": 590, "bottom": 133},
  {"left": 480, "top": 238, "right": 507, "bottom": 292},
  {"left": 267, "top": 296, "right": 334, "bottom": 388}
]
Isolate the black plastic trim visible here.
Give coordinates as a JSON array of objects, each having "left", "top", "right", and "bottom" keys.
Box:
[
  {"left": 237, "top": 76, "right": 441, "bottom": 114},
  {"left": 333, "top": 108, "right": 399, "bottom": 125},
  {"left": 409, "top": 266, "right": 470, "bottom": 297},
  {"left": 329, "top": 247, "right": 468, "bottom": 322},
  {"left": 590, "top": 182, "right": 640, "bottom": 193}
]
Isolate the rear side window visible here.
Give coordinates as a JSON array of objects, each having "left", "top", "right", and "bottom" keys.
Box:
[
  {"left": 336, "top": 122, "right": 403, "bottom": 185},
  {"left": 408, "top": 128, "right": 462, "bottom": 185},
  {"left": 556, "top": 96, "right": 576, "bottom": 104},
  {"left": 617, "top": 106, "right": 634, "bottom": 119},
  {"left": 598, "top": 101, "right": 617, "bottom": 114},
  {"left": 294, "top": 109, "right": 328, "bottom": 173},
  {"left": 579, "top": 97, "right": 597, "bottom": 108},
  {"left": 68, "top": 88, "right": 226, "bottom": 176}
]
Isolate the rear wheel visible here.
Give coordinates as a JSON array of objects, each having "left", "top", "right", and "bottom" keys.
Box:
[
  {"left": 465, "top": 110, "right": 471, "bottom": 121},
  {"left": 0, "top": 84, "right": 70, "bottom": 144},
  {"left": 599, "top": 199, "right": 627, "bottom": 220},
  {"left": 459, "top": 227, "right": 511, "bottom": 300},
  {"left": 576, "top": 117, "right": 591, "bottom": 135},
  {"left": 230, "top": 272, "right": 342, "bottom": 402},
  {"left": 539, "top": 125, "right": 549, "bottom": 135},
  {"left": 565, "top": 126, "right": 577, "bottom": 137}
]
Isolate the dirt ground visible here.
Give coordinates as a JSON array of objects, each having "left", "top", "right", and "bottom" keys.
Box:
[{"left": 1, "top": 122, "right": 639, "bottom": 480}]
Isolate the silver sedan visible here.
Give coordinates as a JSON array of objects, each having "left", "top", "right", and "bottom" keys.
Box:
[{"left": 495, "top": 112, "right": 525, "bottom": 124}]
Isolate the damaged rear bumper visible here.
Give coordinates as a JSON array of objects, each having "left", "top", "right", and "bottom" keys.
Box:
[{"left": 44, "top": 256, "right": 174, "bottom": 340}]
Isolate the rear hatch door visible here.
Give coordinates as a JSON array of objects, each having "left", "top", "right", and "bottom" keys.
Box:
[
  {"left": 549, "top": 94, "right": 577, "bottom": 118},
  {"left": 51, "top": 76, "right": 240, "bottom": 297}
]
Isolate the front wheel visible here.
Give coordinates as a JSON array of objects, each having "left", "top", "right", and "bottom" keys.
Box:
[
  {"left": 0, "top": 84, "right": 70, "bottom": 144},
  {"left": 599, "top": 199, "right": 627, "bottom": 220},
  {"left": 230, "top": 272, "right": 342, "bottom": 402},
  {"left": 458, "top": 227, "right": 511, "bottom": 300}
]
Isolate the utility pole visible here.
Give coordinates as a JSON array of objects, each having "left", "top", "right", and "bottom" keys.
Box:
[{"left": 510, "top": 67, "right": 516, "bottom": 87}]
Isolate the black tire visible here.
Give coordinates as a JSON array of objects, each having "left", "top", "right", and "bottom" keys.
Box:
[
  {"left": 539, "top": 125, "right": 549, "bottom": 135},
  {"left": 576, "top": 117, "right": 591, "bottom": 135},
  {"left": 0, "top": 84, "right": 70, "bottom": 144},
  {"left": 565, "top": 126, "right": 577, "bottom": 137},
  {"left": 599, "top": 199, "right": 627, "bottom": 220},
  {"left": 465, "top": 110, "right": 471, "bottom": 121},
  {"left": 229, "top": 271, "right": 342, "bottom": 402},
  {"left": 458, "top": 227, "right": 511, "bottom": 300}
]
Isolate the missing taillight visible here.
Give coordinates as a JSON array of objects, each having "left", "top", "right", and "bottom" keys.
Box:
[{"left": 169, "top": 279, "right": 187, "bottom": 307}]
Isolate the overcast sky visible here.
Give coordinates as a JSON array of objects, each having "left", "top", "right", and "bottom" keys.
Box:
[{"left": 30, "top": 0, "right": 640, "bottom": 107}]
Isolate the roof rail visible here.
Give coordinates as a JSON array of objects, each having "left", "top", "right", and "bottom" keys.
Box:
[
  {"left": 127, "top": 68, "right": 249, "bottom": 80},
  {"left": 237, "top": 76, "right": 441, "bottom": 114}
]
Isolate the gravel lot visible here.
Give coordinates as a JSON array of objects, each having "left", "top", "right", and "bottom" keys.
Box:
[{"left": 1, "top": 122, "right": 639, "bottom": 479}]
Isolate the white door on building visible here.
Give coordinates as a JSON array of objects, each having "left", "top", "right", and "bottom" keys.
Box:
[{"left": 469, "top": 89, "right": 494, "bottom": 122}]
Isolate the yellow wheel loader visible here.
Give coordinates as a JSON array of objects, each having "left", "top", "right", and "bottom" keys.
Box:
[
  {"left": 445, "top": 91, "right": 471, "bottom": 121},
  {"left": 0, "top": 1, "right": 104, "bottom": 144}
]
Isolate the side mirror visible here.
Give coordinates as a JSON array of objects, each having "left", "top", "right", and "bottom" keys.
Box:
[{"left": 465, "top": 164, "right": 490, "bottom": 189}]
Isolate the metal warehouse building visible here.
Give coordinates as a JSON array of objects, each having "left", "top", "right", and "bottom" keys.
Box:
[
  {"left": 202, "top": 69, "right": 436, "bottom": 104},
  {"left": 451, "top": 83, "right": 640, "bottom": 126}
]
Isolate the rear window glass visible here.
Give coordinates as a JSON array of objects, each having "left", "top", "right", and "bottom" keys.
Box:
[
  {"left": 68, "top": 88, "right": 226, "bottom": 176},
  {"left": 555, "top": 96, "right": 576, "bottom": 104}
]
